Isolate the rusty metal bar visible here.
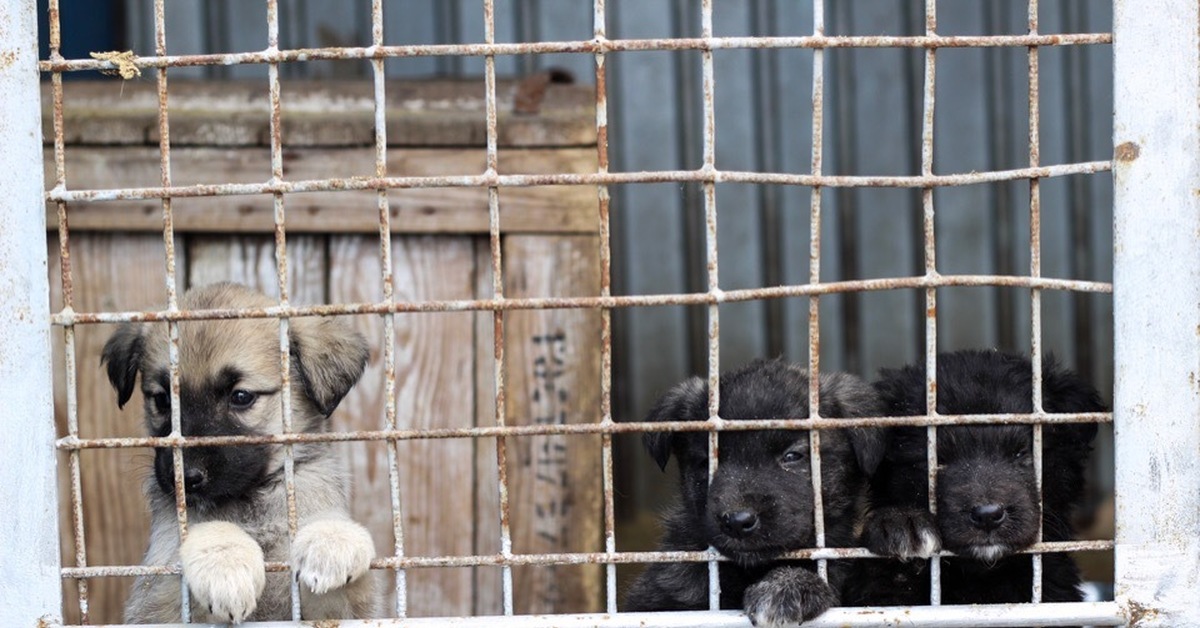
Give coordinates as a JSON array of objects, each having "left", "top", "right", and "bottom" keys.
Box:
[
  {"left": 37, "top": 33, "right": 1115, "bottom": 75},
  {"left": 45, "top": 161, "right": 1113, "bottom": 204},
  {"left": 47, "top": 275, "right": 1111, "bottom": 326},
  {"left": 481, "top": 0, "right": 515, "bottom": 615},
  {"left": 55, "top": 412, "right": 1111, "bottom": 451},
  {"left": 149, "top": 0, "right": 192, "bottom": 620},
  {"left": 46, "top": 0, "right": 89, "bottom": 621},
  {"left": 1026, "top": 0, "right": 1046, "bottom": 606},
  {"left": 59, "top": 538, "right": 1115, "bottom": 579},
  {"left": 368, "top": 0, "right": 408, "bottom": 617},
  {"left": 698, "top": 0, "right": 724, "bottom": 612},
  {"left": 807, "top": 0, "right": 829, "bottom": 587},
  {"left": 264, "top": 0, "right": 302, "bottom": 619},
  {"left": 591, "top": 0, "right": 618, "bottom": 615},
  {"left": 920, "top": 0, "right": 942, "bottom": 607},
  {"left": 42, "top": 603, "right": 1127, "bottom": 628}
]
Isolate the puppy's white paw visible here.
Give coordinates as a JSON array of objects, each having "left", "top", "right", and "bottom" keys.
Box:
[
  {"left": 862, "top": 506, "right": 942, "bottom": 559},
  {"left": 180, "top": 521, "right": 265, "bottom": 623},
  {"left": 292, "top": 519, "right": 375, "bottom": 595}
]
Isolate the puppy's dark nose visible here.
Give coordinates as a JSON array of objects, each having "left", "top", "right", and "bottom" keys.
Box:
[
  {"left": 969, "top": 504, "right": 1006, "bottom": 530},
  {"left": 720, "top": 510, "right": 760, "bottom": 538},
  {"left": 184, "top": 468, "right": 207, "bottom": 491}
]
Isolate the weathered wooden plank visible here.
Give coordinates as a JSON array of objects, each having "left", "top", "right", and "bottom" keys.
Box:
[
  {"left": 329, "top": 234, "right": 479, "bottom": 617},
  {"left": 185, "top": 234, "right": 326, "bottom": 303},
  {"left": 42, "top": 81, "right": 596, "bottom": 148},
  {"left": 499, "top": 234, "right": 603, "bottom": 614},
  {"left": 48, "top": 233, "right": 181, "bottom": 625},
  {"left": 45, "top": 147, "right": 600, "bottom": 234}
]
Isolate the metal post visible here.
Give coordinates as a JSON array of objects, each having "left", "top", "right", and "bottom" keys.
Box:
[
  {"left": 1113, "top": 0, "right": 1200, "bottom": 626},
  {"left": 0, "top": 0, "right": 62, "bottom": 624}
]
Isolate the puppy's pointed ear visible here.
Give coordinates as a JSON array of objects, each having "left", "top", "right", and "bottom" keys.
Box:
[
  {"left": 101, "top": 323, "right": 145, "bottom": 410},
  {"left": 289, "top": 317, "right": 369, "bottom": 417},
  {"left": 643, "top": 376, "right": 706, "bottom": 472}
]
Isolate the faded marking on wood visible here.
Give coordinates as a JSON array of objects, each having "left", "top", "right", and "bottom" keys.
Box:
[
  {"left": 45, "top": 147, "right": 599, "bottom": 235},
  {"left": 501, "top": 235, "right": 603, "bottom": 614},
  {"left": 49, "top": 233, "right": 179, "bottom": 625}
]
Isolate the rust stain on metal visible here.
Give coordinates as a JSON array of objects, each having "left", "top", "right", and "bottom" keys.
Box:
[
  {"left": 1115, "top": 141, "right": 1141, "bottom": 162},
  {"left": 45, "top": 161, "right": 1114, "bottom": 205},
  {"left": 56, "top": 410, "right": 1111, "bottom": 451},
  {"left": 1125, "top": 600, "right": 1161, "bottom": 626},
  {"left": 37, "top": 33, "right": 1115, "bottom": 75}
]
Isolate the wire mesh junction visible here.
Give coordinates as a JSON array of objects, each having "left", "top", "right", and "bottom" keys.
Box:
[{"left": 43, "top": 0, "right": 1116, "bottom": 626}]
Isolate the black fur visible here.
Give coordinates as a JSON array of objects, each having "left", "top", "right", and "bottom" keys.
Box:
[
  {"left": 625, "top": 359, "right": 885, "bottom": 626},
  {"left": 843, "top": 349, "right": 1103, "bottom": 611}
]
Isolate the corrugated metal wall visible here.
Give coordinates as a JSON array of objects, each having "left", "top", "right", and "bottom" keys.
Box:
[{"left": 125, "top": 0, "right": 1114, "bottom": 505}]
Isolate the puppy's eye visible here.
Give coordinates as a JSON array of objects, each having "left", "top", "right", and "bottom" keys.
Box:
[
  {"left": 1015, "top": 447, "right": 1031, "bottom": 459},
  {"left": 230, "top": 390, "right": 257, "bottom": 410},
  {"left": 781, "top": 450, "right": 805, "bottom": 464},
  {"left": 150, "top": 393, "right": 170, "bottom": 414}
]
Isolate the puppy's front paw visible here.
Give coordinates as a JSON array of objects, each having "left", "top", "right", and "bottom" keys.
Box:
[
  {"left": 743, "top": 567, "right": 837, "bottom": 627},
  {"left": 293, "top": 519, "right": 375, "bottom": 595},
  {"left": 862, "top": 506, "right": 941, "bottom": 559},
  {"left": 180, "top": 521, "right": 265, "bottom": 623}
]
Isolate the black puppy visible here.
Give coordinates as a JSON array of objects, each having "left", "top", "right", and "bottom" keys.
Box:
[
  {"left": 843, "top": 349, "right": 1102, "bottom": 607},
  {"left": 625, "top": 359, "right": 885, "bottom": 626}
]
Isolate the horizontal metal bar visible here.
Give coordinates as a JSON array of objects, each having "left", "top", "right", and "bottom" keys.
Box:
[
  {"left": 49, "top": 274, "right": 1111, "bottom": 326},
  {"left": 45, "top": 162, "right": 1112, "bottom": 204},
  {"left": 56, "top": 411, "right": 1111, "bottom": 450},
  {"left": 59, "top": 539, "right": 1115, "bottom": 579},
  {"left": 39, "top": 33, "right": 1113, "bottom": 74},
  {"left": 46, "top": 602, "right": 1125, "bottom": 628}
]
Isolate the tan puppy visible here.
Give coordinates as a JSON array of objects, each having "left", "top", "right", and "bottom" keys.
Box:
[{"left": 103, "top": 282, "right": 379, "bottom": 623}]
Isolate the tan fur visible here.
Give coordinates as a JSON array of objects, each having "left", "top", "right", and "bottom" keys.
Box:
[{"left": 106, "top": 283, "right": 380, "bottom": 623}]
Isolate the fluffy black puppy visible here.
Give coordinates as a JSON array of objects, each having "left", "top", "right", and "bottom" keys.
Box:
[
  {"left": 842, "top": 349, "right": 1102, "bottom": 608},
  {"left": 625, "top": 359, "right": 885, "bottom": 626}
]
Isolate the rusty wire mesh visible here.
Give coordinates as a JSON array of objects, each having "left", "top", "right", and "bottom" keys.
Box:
[{"left": 44, "top": 0, "right": 1114, "bottom": 624}]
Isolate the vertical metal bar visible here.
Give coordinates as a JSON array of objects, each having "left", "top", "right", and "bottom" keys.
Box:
[
  {"left": 801, "top": 0, "right": 830, "bottom": 585},
  {"left": 151, "top": 0, "right": 192, "bottom": 620},
  {"left": 592, "top": 0, "right": 618, "bottom": 615},
  {"left": 482, "top": 0, "right": 515, "bottom": 615},
  {"left": 1025, "top": 0, "right": 1045, "bottom": 605},
  {"left": 920, "top": 0, "right": 941, "bottom": 607},
  {"left": 808, "top": 0, "right": 829, "bottom": 587},
  {"left": 46, "top": 0, "right": 89, "bottom": 621},
  {"left": 265, "top": 0, "right": 301, "bottom": 619},
  {"left": 699, "top": 0, "right": 722, "bottom": 612},
  {"left": 984, "top": 2, "right": 1017, "bottom": 352},
  {"left": 1113, "top": 1, "right": 1200, "bottom": 625},
  {"left": 371, "top": 0, "right": 407, "bottom": 617},
  {"left": 0, "top": 0, "right": 61, "bottom": 623}
]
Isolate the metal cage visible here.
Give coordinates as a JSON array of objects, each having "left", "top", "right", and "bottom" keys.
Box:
[{"left": 2, "top": 0, "right": 1197, "bottom": 626}]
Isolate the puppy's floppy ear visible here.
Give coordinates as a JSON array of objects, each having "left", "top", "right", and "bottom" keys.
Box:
[
  {"left": 289, "top": 316, "right": 369, "bottom": 417},
  {"left": 643, "top": 376, "right": 706, "bottom": 472},
  {"left": 819, "top": 371, "right": 888, "bottom": 476},
  {"left": 101, "top": 323, "right": 146, "bottom": 410},
  {"left": 1042, "top": 354, "right": 1105, "bottom": 446},
  {"left": 847, "top": 428, "right": 887, "bottom": 476}
]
